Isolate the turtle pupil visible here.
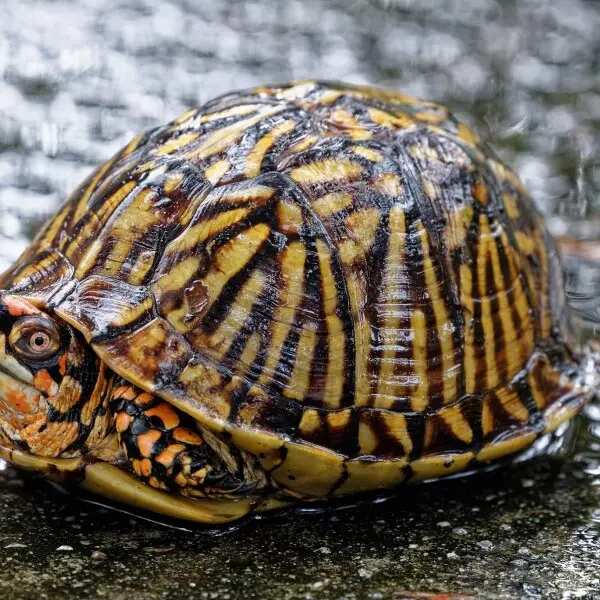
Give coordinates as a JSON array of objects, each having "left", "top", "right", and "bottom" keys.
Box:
[{"left": 29, "top": 332, "right": 50, "bottom": 352}]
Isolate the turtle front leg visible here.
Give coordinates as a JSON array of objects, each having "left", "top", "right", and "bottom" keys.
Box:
[{"left": 109, "top": 384, "right": 265, "bottom": 498}]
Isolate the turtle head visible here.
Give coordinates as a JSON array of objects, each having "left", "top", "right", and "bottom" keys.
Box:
[{"left": 0, "top": 293, "right": 112, "bottom": 458}]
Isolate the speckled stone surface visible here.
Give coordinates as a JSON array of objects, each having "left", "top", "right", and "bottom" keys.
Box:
[{"left": 0, "top": 1, "right": 599, "bottom": 598}]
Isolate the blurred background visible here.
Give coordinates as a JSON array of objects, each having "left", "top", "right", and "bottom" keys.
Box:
[{"left": 0, "top": 1, "right": 599, "bottom": 599}]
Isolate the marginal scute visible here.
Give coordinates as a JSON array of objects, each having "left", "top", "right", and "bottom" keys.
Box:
[
  {"left": 410, "top": 452, "right": 475, "bottom": 482},
  {"left": 335, "top": 458, "right": 407, "bottom": 495},
  {"left": 271, "top": 441, "right": 344, "bottom": 496}
]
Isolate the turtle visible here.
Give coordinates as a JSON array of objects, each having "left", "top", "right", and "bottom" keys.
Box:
[{"left": 0, "top": 81, "right": 597, "bottom": 524}]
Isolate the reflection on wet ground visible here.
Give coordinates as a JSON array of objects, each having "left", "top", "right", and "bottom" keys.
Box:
[{"left": 0, "top": 0, "right": 599, "bottom": 598}]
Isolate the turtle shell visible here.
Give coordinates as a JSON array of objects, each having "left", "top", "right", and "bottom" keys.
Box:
[{"left": 2, "top": 81, "right": 595, "bottom": 498}]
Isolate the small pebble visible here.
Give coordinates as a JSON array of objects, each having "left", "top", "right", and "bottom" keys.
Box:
[
  {"left": 56, "top": 545, "right": 73, "bottom": 552},
  {"left": 358, "top": 568, "right": 373, "bottom": 579},
  {"left": 476, "top": 540, "right": 494, "bottom": 551},
  {"left": 4, "top": 543, "right": 27, "bottom": 549},
  {"left": 453, "top": 527, "right": 468, "bottom": 536},
  {"left": 91, "top": 551, "right": 107, "bottom": 562},
  {"left": 437, "top": 521, "right": 451, "bottom": 528},
  {"left": 447, "top": 551, "right": 459, "bottom": 559}
]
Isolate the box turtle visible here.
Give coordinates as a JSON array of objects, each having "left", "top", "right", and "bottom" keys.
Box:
[{"left": 0, "top": 81, "right": 598, "bottom": 524}]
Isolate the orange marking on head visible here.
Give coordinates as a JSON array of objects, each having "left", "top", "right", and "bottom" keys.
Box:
[
  {"left": 33, "top": 370, "right": 59, "bottom": 396},
  {"left": 3, "top": 296, "right": 41, "bottom": 318},
  {"left": 172, "top": 427, "right": 204, "bottom": 445},
  {"left": 2, "top": 386, "right": 38, "bottom": 414},
  {"left": 144, "top": 403, "right": 180, "bottom": 430},
  {"left": 137, "top": 429, "right": 162, "bottom": 458},
  {"left": 58, "top": 354, "right": 68, "bottom": 376},
  {"left": 132, "top": 459, "right": 142, "bottom": 476},
  {"left": 155, "top": 443, "right": 186, "bottom": 468}
]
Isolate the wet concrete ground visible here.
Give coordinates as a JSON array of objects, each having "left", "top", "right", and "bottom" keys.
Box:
[{"left": 0, "top": 0, "right": 599, "bottom": 598}]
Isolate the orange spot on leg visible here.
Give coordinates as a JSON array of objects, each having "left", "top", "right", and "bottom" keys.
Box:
[
  {"left": 155, "top": 444, "right": 186, "bottom": 468},
  {"left": 145, "top": 403, "right": 180, "bottom": 430},
  {"left": 115, "top": 412, "right": 132, "bottom": 433},
  {"left": 172, "top": 427, "right": 204, "bottom": 445},
  {"left": 136, "top": 429, "right": 162, "bottom": 458}
]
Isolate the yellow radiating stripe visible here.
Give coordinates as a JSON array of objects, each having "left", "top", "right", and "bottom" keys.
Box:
[
  {"left": 503, "top": 193, "right": 520, "bottom": 219},
  {"left": 478, "top": 214, "right": 500, "bottom": 390},
  {"left": 173, "top": 208, "right": 251, "bottom": 253},
  {"left": 259, "top": 242, "right": 307, "bottom": 385},
  {"left": 276, "top": 201, "right": 304, "bottom": 235},
  {"left": 338, "top": 208, "right": 380, "bottom": 266},
  {"left": 200, "top": 223, "right": 271, "bottom": 314},
  {"left": 358, "top": 418, "right": 379, "bottom": 454},
  {"left": 535, "top": 229, "right": 552, "bottom": 340},
  {"left": 489, "top": 229, "right": 523, "bottom": 380},
  {"left": 419, "top": 222, "right": 458, "bottom": 405},
  {"left": 438, "top": 403, "right": 474, "bottom": 445},
  {"left": 373, "top": 172, "right": 403, "bottom": 197},
  {"left": 460, "top": 264, "right": 476, "bottom": 394},
  {"left": 71, "top": 154, "right": 120, "bottom": 225},
  {"left": 410, "top": 308, "right": 428, "bottom": 412},
  {"left": 481, "top": 397, "right": 494, "bottom": 436},
  {"left": 456, "top": 122, "right": 479, "bottom": 146},
  {"left": 204, "top": 159, "right": 231, "bottom": 184},
  {"left": 236, "top": 332, "right": 262, "bottom": 377},
  {"left": 219, "top": 184, "right": 276, "bottom": 205},
  {"left": 127, "top": 250, "right": 156, "bottom": 285},
  {"left": 71, "top": 180, "right": 138, "bottom": 272},
  {"left": 186, "top": 107, "right": 284, "bottom": 160},
  {"left": 496, "top": 386, "right": 529, "bottom": 422},
  {"left": 154, "top": 255, "right": 203, "bottom": 297},
  {"left": 95, "top": 189, "right": 160, "bottom": 278},
  {"left": 528, "top": 366, "right": 546, "bottom": 411},
  {"left": 367, "top": 107, "right": 415, "bottom": 130},
  {"left": 208, "top": 270, "right": 266, "bottom": 359},
  {"left": 376, "top": 205, "right": 406, "bottom": 406},
  {"left": 284, "top": 325, "right": 318, "bottom": 401},
  {"left": 244, "top": 120, "right": 297, "bottom": 178},
  {"left": 328, "top": 109, "right": 373, "bottom": 139},
  {"left": 380, "top": 412, "right": 413, "bottom": 455},
  {"left": 155, "top": 132, "right": 199, "bottom": 155},
  {"left": 37, "top": 203, "right": 71, "bottom": 251},
  {"left": 316, "top": 240, "right": 345, "bottom": 409},
  {"left": 172, "top": 108, "right": 197, "bottom": 127},
  {"left": 290, "top": 159, "right": 363, "bottom": 185},
  {"left": 346, "top": 278, "right": 371, "bottom": 406},
  {"left": 163, "top": 172, "right": 184, "bottom": 194},
  {"left": 286, "top": 135, "right": 319, "bottom": 154},
  {"left": 311, "top": 192, "right": 353, "bottom": 219},
  {"left": 109, "top": 297, "right": 154, "bottom": 329},
  {"left": 198, "top": 104, "right": 258, "bottom": 123}
]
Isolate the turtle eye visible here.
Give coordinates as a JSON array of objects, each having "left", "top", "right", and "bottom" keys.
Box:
[{"left": 9, "top": 316, "right": 61, "bottom": 361}]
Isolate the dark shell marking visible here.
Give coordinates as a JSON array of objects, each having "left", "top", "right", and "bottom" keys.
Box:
[{"left": 1, "top": 81, "right": 594, "bottom": 498}]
